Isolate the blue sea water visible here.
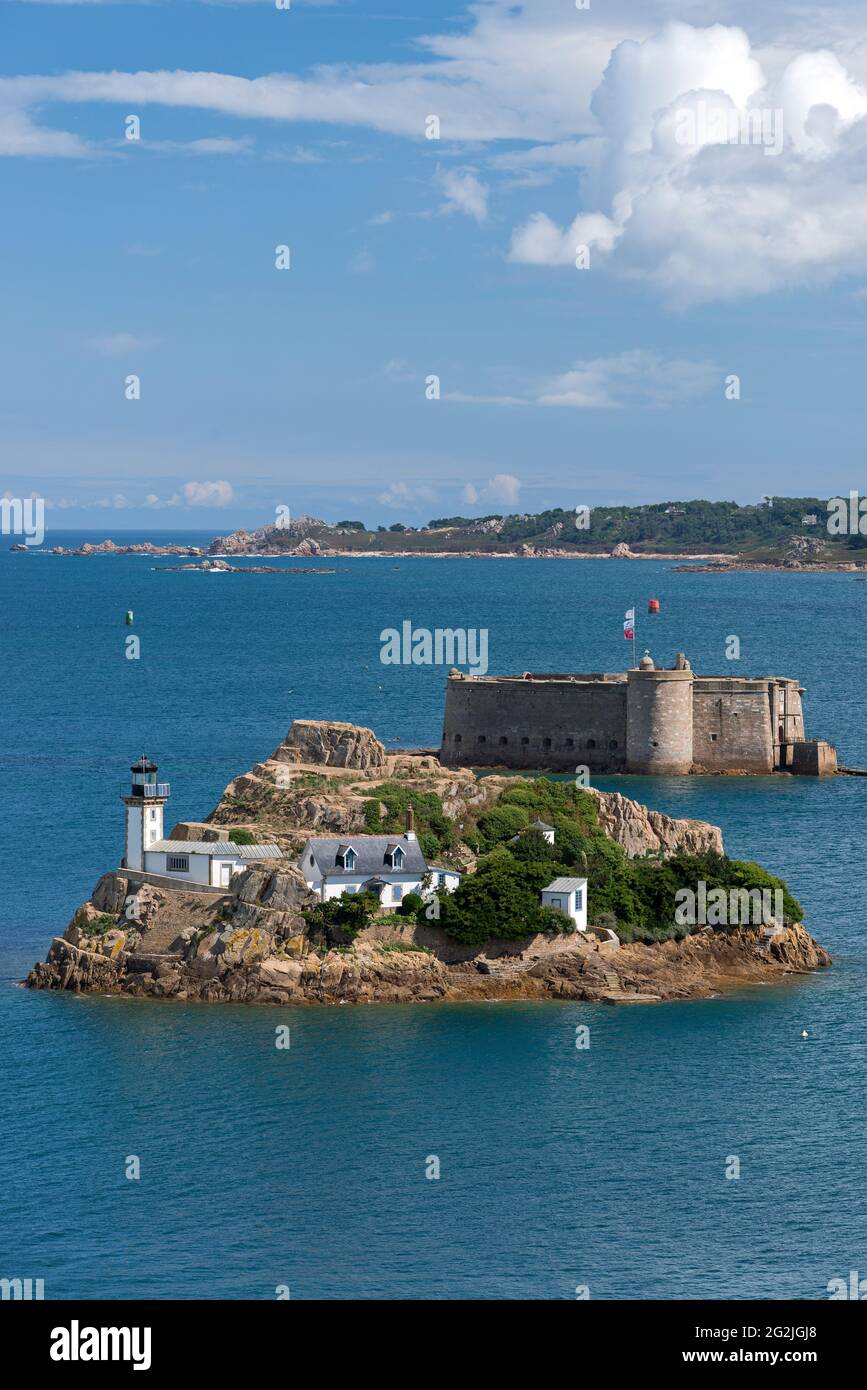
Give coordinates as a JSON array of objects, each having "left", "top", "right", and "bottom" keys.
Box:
[{"left": 2, "top": 535, "right": 866, "bottom": 1300}]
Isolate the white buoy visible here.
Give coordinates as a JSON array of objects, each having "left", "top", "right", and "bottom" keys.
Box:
[{"left": 801, "top": 1030, "right": 809, "bottom": 1039}]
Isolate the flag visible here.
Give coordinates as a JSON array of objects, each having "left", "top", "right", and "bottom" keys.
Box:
[{"left": 624, "top": 607, "right": 635, "bottom": 640}]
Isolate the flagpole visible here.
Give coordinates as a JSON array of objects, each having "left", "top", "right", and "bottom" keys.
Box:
[{"left": 633, "top": 601, "right": 636, "bottom": 669}]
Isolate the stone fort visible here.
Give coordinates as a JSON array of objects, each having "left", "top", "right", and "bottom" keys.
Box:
[{"left": 440, "top": 652, "right": 837, "bottom": 776}]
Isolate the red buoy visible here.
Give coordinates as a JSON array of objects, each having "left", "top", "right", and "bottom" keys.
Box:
[{"left": 648, "top": 598, "right": 660, "bottom": 613}]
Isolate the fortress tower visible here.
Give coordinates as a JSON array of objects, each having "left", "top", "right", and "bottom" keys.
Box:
[
  {"left": 121, "top": 756, "right": 171, "bottom": 870},
  {"left": 625, "top": 652, "right": 694, "bottom": 775}
]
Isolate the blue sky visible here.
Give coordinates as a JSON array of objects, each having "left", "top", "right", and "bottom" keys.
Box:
[{"left": 3, "top": 0, "right": 867, "bottom": 532}]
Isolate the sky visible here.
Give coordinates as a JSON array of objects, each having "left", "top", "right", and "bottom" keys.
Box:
[{"left": 4, "top": 0, "right": 867, "bottom": 532}]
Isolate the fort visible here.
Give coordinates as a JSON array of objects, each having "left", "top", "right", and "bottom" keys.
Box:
[{"left": 440, "top": 651, "right": 837, "bottom": 776}]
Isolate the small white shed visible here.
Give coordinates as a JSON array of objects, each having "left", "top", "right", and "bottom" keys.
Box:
[{"left": 541, "top": 877, "right": 587, "bottom": 931}]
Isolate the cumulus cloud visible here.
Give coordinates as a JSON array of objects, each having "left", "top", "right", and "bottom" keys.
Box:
[
  {"left": 377, "top": 480, "right": 438, "bottom": 508},
  {"left": 509, "top": 20, "right": 867, "bottom": 302},
  {"left": 462, "top": 474, "right": 522, "bottom": 507},
  {"left": 183, "top": 480, "right": 235, "bottom": 506},
  {"left": 435, "top": 167, "right": 489, "bottom": 223}
]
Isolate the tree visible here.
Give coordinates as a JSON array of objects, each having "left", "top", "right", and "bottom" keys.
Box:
[{"left": 302, "top": 891, "right": 380, "bottom": 947}]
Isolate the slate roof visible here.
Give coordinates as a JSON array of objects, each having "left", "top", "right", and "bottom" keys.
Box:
[
  {"left": 301, "top": 834, "right": 428, "bottom": 879},
  {"left": 542, "top": 877, "right": 587, "bottom": 893},
  {"left": 149, "top": 840, "right": 283, "bottom": 859}
]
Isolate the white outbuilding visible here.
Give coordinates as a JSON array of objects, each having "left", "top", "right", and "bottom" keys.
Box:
[{"left": 540, "top": 877, "right": 587, "bottom": 931}]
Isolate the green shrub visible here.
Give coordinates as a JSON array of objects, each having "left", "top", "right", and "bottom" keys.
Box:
[
  {"left": 228, "top": 828, "right": 257, "bottom": 845},
  {"left": 302, "top": 891, "right": 380, "bottom": 947}
]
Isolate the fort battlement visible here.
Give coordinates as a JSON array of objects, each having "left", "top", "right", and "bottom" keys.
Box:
[{"left": 440, "top": 652, "right": 837, "bottom": 776}]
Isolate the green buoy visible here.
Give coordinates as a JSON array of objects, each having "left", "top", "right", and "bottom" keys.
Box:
[{"left": 125, "top": 610, "right": 134, "bottom": 625}]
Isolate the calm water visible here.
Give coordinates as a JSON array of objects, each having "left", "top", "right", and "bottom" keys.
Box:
[{"left": 2, "top": 536, "right": 866, "bottom": 1299}]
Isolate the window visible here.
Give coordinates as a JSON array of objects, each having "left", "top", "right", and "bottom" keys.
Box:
[
  {"left": 150, "top": 809, "right": 157, "bottom": 821},
  {"left": 609, "top": 740, "right": 618, "bottom": 750},
  {"left": 393, "top": 884, "right": 403, "bottom": 902},
  {"left": 586, "top": 739, "right": 596, "bottom": 750},
  {"left": 454, "top": 734, "right": 462, "bottom": 743},
  {"left": 387, "top": 846, "right": 405, "bottom": 868},
  {"left": 574, "top": 889, "right": 583, "bottom": 910},
  {"left": 167, "top": 855, "right": 189, "bottom": 873},
  {"left": 337, "top": 847, "right": 357, "bottom": 870},
  {"left": 478, "top": 735, "right": 487, "bottom": 744},
  {"left": 310, "top": 854, "right": 315, "bottom": 865},
  {"left": 499, "top": 736, "right": 508, "bottom": 745},
  {"left": 710, "top": 733, "right": 718, "bottom": 742},
  {"left": 565, "top": 738, "right": 574, "bottom": 748},
  {"left": 543, "top": 737, "right": 551, "bottom": 749},
  {"left": 521, "top": 736, "right": 529, "bottom": 745}
]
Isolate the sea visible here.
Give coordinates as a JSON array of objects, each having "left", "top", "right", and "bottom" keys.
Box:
[{"left": 2, "top": 533, "right": 866, "bottom": 1300}]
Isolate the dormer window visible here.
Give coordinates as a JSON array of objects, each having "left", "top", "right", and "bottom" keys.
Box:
[
  {"left": 385, "top": 844, "right": 405, "bottom": 869},
  {"left": 336, "top": 846, "right": 357, "bottom": 871}
]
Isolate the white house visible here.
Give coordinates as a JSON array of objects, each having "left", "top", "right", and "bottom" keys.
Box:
[
  {"left": 298, "top": 811, "right": 460, "bottom": 907},
  {"left": 509, "top": 819, "right": 556, "bottom": 848},
  {"left": 121, "top": 756, "right": 282, "bottom": 889},
  {"left": 540, "top": 877, "right": 587, "bottom": 931}
]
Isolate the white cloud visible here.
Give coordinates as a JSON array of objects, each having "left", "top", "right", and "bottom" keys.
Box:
[
  {"left": 349, "top": 247, "right": 374, "bottom": 273},
  {"left": 487, "top": 473, "right": 522, "bottom": 506},
  {"left": 446, "top": 351, "right": 718, "bottom": 409},
  {"left": 537, "top": 350, "right": 719, "bottom": 408},
  {"left": 509, "top": 20, "right": 867, "bottom": 302},
  {"left": 435, "top": 166, "right": 489, "bottom": 223},
  {"left": 368, "top": 210, "right": 394, "bottom": 225},
  {"left": 377, "top": 480, "right": 438, "bottom": 508},
  {"left": 183, "top": 480, "right": 235, "bottom": 506},
  {"left": 86, "top": 332, "right": 160, "bottom": 357}
]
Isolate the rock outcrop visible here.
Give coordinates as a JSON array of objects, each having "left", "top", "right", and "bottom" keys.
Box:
[
  {"left": 588, "top": 788, "right": 723, "bottom": 858},
  {"left": 271, "top": 719, "right": 386, "bottom": 770}
]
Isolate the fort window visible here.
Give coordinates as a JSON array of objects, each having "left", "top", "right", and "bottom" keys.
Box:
[
  {"left": 710, "top": 733, "right": 718, "bottom": 742},
  {"left": 521, "top": 737, "right": 529, "bottom": 745},
  {"left": 454, "top": 734, "right": 462, "bottom": 743},
  {"left": 478, "top": 735, "right": 486, "bottom": 744},
  {"left": 499, "top": 736, "right": 508, "bottom": 745},
  {"left": 586, "top": 739, "right": 596, "bottom": 750},
  {"left": 609, "top": 740, "right": 618, "bottom": 750},
  {"left": 543, "top": 737, "right": 552, "bottom": 749},
  {"left": 565, "top": 738, "right": 574, "bottom": 748}
]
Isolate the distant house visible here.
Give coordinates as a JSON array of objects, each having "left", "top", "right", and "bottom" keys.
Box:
[
  {"left": 298, "top": 811, "right": 460, "bottom": 907},
  {"left": 541, "top": 877, "right": 587, "bottom": 931},
  {"left": 509, "top": 819, "right": 556, "bottom": 847}
]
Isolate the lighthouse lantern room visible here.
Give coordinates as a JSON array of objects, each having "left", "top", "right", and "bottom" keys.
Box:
[{"left": 122, "top": 756, "right": 171, "bottom": 871}]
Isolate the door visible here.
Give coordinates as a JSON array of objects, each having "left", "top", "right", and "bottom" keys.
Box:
[{"left": 220, "top": 861, "right": 233, "bottom": 887}]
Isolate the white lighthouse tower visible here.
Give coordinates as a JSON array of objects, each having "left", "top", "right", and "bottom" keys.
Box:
[{"left": 122, "top": 756, "right": 170, "bottom": 870}]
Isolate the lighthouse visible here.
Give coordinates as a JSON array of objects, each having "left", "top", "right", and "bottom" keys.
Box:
[{"left": 121, "top": 756, "right": 170, "bottom": 871}]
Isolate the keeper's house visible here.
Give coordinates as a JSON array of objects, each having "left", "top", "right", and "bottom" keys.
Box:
[
  {"left": 121, "top": 756, "right": 282, "bottom": 889},
  {"left": 298, "top": 812, "right": 461, "bottom": 907}
]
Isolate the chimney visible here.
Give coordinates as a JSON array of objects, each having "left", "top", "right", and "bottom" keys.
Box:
[{"left": 405, "top": 806, "right": 416, "bottom": 841}]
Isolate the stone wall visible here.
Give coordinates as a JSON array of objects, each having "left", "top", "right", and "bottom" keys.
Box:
[
  {"left": 692, "top": 680, "right": 776, "bottom": 773},
  {"left": 440, "top": 674, "right": 628, "bottom": 771}
]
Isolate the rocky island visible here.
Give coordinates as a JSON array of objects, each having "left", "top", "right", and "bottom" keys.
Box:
[{"left": 25, "top": 721, "right": 830, "bottom": 1009}]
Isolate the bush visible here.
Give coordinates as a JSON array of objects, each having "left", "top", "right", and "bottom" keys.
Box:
[
  {"left": 302, "top": 891, "right": 380, "bottom": 947},
  {"left": 398, "top": 891, "right": 424, "bottom": 918},
  {"left": 476, "top": 804, "right": 529, "bottom": 849},
  {"left": 228, "top": 829, "right": 257, "bottom": 845}
]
